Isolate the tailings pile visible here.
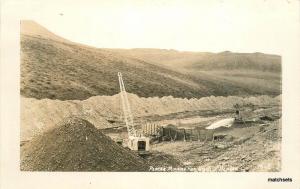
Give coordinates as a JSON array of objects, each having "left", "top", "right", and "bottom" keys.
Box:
[
  {"left": 21, "top": 94, "right": 281, "bottom": 141},
  {"left": 21, "top": 117, "right": 149, "bottom": 171}
]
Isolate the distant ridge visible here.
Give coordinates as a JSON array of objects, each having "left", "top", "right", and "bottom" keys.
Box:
[{"left": 106, "top": 48, "right": 281, "bottom": 72}]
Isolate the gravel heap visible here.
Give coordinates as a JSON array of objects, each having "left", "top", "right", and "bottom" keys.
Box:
[{"left": 21, "top": 117, "right": 149, "bottom": 171}]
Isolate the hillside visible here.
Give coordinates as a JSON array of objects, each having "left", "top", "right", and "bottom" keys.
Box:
[
  {"left": 21, "top": 20, "right": 70, "bottom": 43},
  {"left": 21, "top": 21, "right": 206, "bottom": 100},
  {"left": 21, "top": 21, "right": 282, "bottom": 100},
  {"left": 107, "top": 49, "right": 281, "bottom": 72}
]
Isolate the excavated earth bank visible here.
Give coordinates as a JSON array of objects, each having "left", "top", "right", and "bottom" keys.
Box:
[{"left": 21, "top": 93, "right": 281, "bottom": 141}]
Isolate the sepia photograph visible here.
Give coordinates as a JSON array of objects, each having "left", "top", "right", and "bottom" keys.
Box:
[
  {"left": 1, "top": 0, "right": 300, "bottom": 188},
  {"left": 20, "top": 13, "right": 282, "bottom": 173}
]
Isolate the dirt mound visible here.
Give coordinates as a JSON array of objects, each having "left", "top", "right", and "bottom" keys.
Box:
[
  {"left": 20, "top": 97, "right": 114, "bottom": 141},
  {"left": 20, "top": 117, "right": 149, "bottom": 171},
  {"left": 21, "top": 94, "right": 281, "bottom": 141}
]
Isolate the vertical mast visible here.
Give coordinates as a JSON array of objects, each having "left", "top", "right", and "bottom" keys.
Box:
[{"left": 118, "top": 72, "right": 137, "bottom": 137}]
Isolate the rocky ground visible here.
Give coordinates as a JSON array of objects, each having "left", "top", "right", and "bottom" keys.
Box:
[{"left": 150, "top": 119, "right": 281, "bottom": 172}]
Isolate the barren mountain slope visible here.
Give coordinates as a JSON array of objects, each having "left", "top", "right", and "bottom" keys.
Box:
[
  {"left": 21, "top": 21, "right": 281, "bottom": 100},
  {"left": 21, "top": 20, "right": 70, "bottom": 43},
  {"left": 21, "top": 22, "right": 208, "bottom": 100}
]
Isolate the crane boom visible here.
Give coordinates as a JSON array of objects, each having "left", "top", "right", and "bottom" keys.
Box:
[{"left": 118, "top": 72, "right": 137, "bottom": 137}]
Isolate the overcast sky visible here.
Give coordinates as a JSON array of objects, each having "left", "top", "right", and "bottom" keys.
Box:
[{"left": 4, "top": 0, "right": 300, "bottom": 54}]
